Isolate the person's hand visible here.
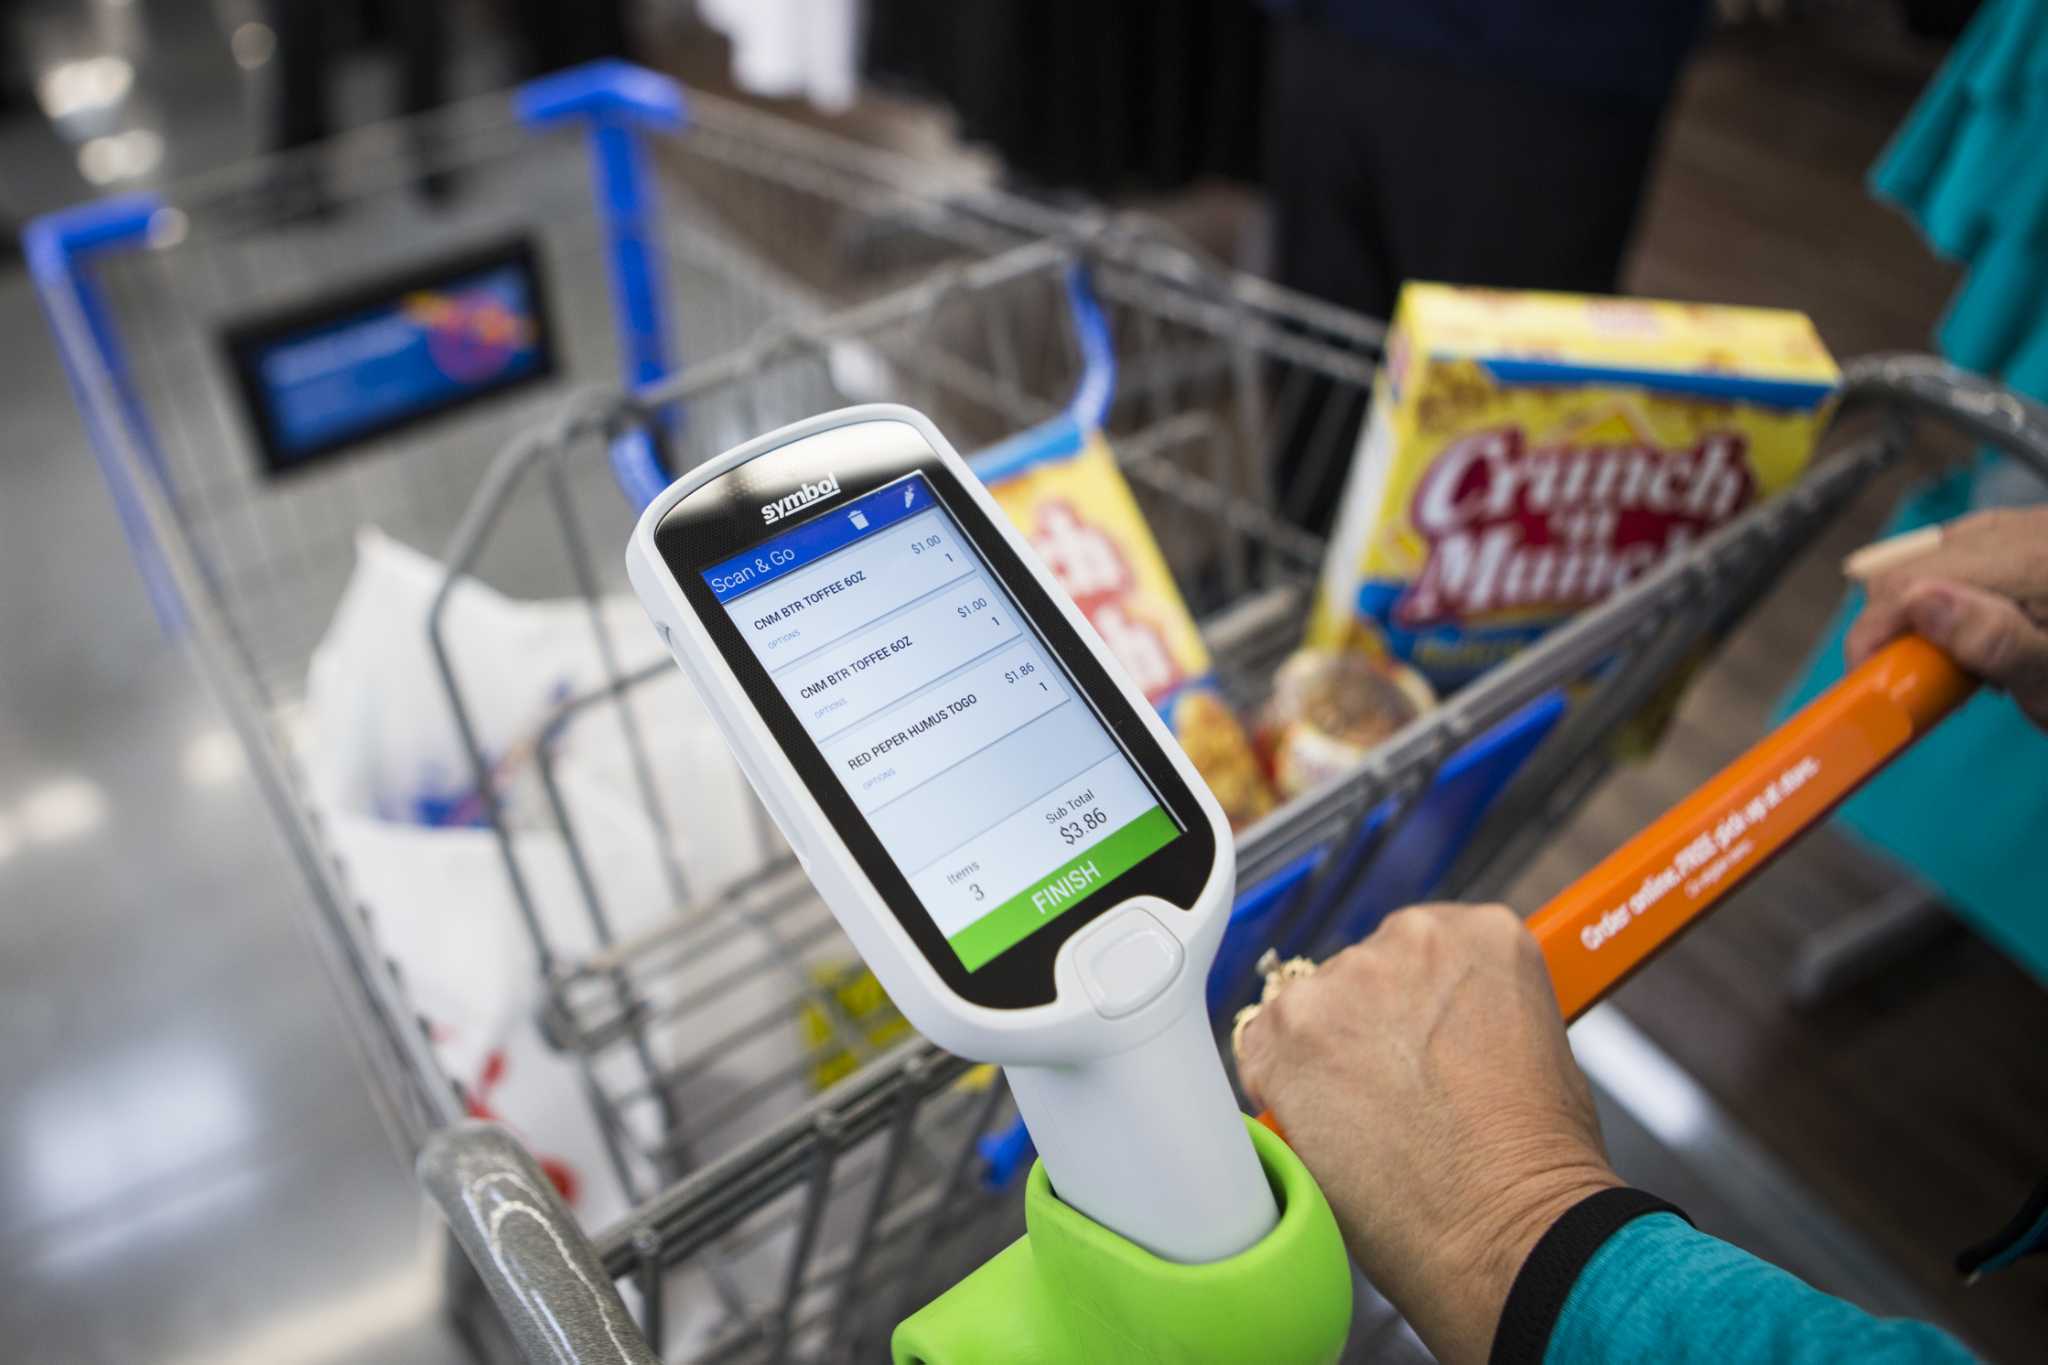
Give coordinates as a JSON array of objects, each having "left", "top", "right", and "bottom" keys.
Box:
[
  {"left": 1845, "top": 506, "right": 2048, "bottom": 732},
  {"left": 1235, "top": 904, "right": 1619, "bottom": 1365}
]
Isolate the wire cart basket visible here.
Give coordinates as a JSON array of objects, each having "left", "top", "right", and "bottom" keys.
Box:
[{"left": 31, "top": 61, "right": 2048, "bottom": 1365}]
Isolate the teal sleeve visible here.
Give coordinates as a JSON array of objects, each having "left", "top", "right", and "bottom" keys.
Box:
[{"left": 1546, "top": 1214, "right": 1976, "bottom": 1365}]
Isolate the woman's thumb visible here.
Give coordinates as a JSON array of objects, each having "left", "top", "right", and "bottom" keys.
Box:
[{"left": 1905, "top": 580, "right": 2048, "bottom": 723}]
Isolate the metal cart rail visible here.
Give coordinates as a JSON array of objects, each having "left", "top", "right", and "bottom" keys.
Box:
[{"left": 31, "top": 64, "right": 2048, "bottom": 1364}]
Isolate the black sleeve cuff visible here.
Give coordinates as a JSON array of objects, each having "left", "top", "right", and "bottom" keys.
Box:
[{"left": 1489, "top": 1186, "right": 1692, "bottom": 1365}]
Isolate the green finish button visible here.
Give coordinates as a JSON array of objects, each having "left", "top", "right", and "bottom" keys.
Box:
[{"left": 948, "top": 805, "right": 1180, "bottom": 971}]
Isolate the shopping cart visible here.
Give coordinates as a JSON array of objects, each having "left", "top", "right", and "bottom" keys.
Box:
[
  {"left": 32, "top": 62, "right": 2048, "bottom": 1362},
  {"left": 400, "top": 241, "right": 2048, "bottom": 1359}
]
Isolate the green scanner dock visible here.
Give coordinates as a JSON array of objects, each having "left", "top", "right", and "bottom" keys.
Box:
[{"left": 894, "top": 1119, "right": 1354, "bottom": 1364}]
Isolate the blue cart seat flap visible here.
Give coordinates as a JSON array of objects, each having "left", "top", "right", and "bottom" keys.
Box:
[
  {"left": 515, "top": 59, "right": 688, "bottom": 131},
  {"left": 1308, "top": 690, "right": 1562, "bottom": 950},
  {"left": 1207, "top": 690, "right": 1564, "bottom": 1013},
  {"left": 1205, "top": 852, "right": 1321, "bottom": 1018},
  {"left": 982, "top": 691, "right": 1563, "bottom": 1190}
]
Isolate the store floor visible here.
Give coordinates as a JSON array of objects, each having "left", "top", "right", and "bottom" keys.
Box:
[
  {"left": 0, "top": 2, "right": 485, "bottom": 1362},
  {"left": 0, "top": 234, "right": 466, "bottom": 1365},
  {"left": 2, "top": 11, "right": 2040, "bottom": 1365}
]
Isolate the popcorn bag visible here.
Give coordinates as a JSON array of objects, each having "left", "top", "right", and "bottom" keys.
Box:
[
  {"left": 983, "top": 432, "right": 1276, "bottom": 829},
  {"left": 1308, "top": 285, "right": 1840, "bottom": 694}
]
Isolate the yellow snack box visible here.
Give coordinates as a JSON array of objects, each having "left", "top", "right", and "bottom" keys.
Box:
[
  {"left": 980, "top": 431, "right": 1276, "bottom": 829},
  {"left": 1308, "top": 284, "right": 1839, "bottom": 692}
]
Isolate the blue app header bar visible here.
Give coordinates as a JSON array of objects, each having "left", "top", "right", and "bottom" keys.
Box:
[{"left": 703, "top": 473, "right": 934, "bottom": 603}]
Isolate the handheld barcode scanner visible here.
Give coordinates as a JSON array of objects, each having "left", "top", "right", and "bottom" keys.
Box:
[{"left": 626, "top": 404, "right": 1278, "bottom": 1264}]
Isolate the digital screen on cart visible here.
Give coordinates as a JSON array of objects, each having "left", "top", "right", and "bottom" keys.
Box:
[
  {"left": 223, "top": 237, "right": 557, "bottom": 475},
  {"left": 703, "top": 474, "right": 1182, "bottom": 971}
]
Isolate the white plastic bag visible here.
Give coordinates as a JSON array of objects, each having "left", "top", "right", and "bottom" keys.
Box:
[{"left": 300, "top": 529, "right": 787, "bottom": 1232}]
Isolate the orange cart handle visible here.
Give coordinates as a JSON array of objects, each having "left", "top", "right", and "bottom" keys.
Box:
[
  {"left": 1530, "top": 633, "right": 1969, "bottom": 1020},
  {"left": 1255, "top": 635, "right": 1971, "bottom": 1137}
]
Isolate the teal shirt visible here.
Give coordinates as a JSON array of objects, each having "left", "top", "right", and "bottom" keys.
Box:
[{"left": 1547, "top": 1215, "right": 1976, "bottom": 1364}]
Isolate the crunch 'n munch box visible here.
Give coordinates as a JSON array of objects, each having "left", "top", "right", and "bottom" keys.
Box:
[
  {"left": 981, "top": 431, "right": 1277, "bottom": 829},
  {"left": 1307, "top": 284, "right": 1840, "bottom": 693}
]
